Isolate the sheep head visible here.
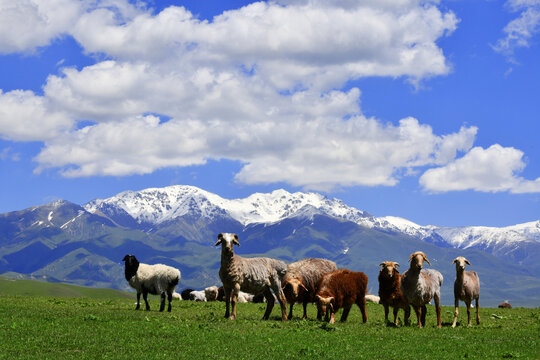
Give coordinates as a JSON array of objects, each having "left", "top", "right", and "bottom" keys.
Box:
[
  {"left": 379, "top": 261, "right": 400, "bottom": 278},
  {"left": 215, "top": 233, "right": 240, "bottom": 253},
  {"left": 122, "top": 254, "right": 139, "bottom": 281},
  {"left": 316, "top": 295, "right": 334, "bottom": 315},
  {"left": 408, "top": 251, "right": 430, "bottom": 270},
  {"left": 452, "top": 256, "right": 470, "bottom": 272},
  {"left": 283, "top": 278, "right": 308, "bottom": 301}
]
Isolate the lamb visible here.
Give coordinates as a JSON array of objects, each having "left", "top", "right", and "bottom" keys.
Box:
[
  {"left": 189, "top": 290, "right": 207, "bottom": 301},
  {"left": 378, "top": 261, "right": 410, "bottom": 326},
  {"left": 315, "top": 269, "right": 368, "bottom": 324},
  {"left": 400, "top": 251, "right": 443, "bottom": 328},
  {"left": 215, "top": 233, "right": 288, "bottom": 320},
  {"left": 181, "top": 288, "right": 194, "bottom": 300},
  {"left": 204, "top": 286, "right": 219, "bottom": 302},
  {"left": 282, "top": 258, "right": 337, "bottom": 319},
  {"left": 452, "top": 256, "right": 480, "bottom": 327},
  {"left": 122, "top": 254, "right": 181, "bottom": 312}
]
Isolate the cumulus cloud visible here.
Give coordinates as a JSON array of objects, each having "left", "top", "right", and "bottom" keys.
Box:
[
  {"left": 7, "top": 0, "right": 532, "bottom": 192},
  {"left": 493, "top": 0, "right": 540, "bottom": 60},
  {"left": 0, "top": 90, "right": 73, "bottom": 141},
  {"left": 419, "top": 145, "right": 540, "bottom": 193}
]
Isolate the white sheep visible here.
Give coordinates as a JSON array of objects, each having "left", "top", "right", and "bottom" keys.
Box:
[
  {"left": 122, "top": 254, "right": 181, "bottom": 312},
  {"left": 452, "top": 256, "right": 480, "bottom": 327},
  {"left": 400, "top": 251, "right": 443, "bottom": 328},
  {"left": 204, "top": 286, "right": 219, "bottom": 301},
  {"left": 215, "top": 233, "right": 288, "bottom": 320},
  {"left": 189, "top": 290, "right": 208, "bottom": 301}
]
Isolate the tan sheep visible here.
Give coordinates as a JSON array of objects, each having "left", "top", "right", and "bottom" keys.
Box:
[{"left": 452, "top": 256, "right": 480, "bottom": 327}]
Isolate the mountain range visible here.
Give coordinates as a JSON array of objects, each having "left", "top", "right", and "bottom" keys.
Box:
[{"left": 1, "top": 185, "right": 539, "bottom": 307}]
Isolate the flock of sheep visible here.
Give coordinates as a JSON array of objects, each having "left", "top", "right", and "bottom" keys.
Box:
[{"left": 122, "top": 232, "right": 481, "bottom": 328}]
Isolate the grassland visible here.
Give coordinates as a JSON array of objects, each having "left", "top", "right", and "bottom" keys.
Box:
[{"left": 0, "top": 279, "right": 538, "bottom": 359}]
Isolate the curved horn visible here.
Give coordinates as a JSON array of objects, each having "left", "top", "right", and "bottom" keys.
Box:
[
  {"left": 394, "top": 262, "right": 400, "bottom": 268},
  {"left": 408, "top": 253, "right": 415, "bottom": 262},
  {"left": 422, "top": 253, "right": 431, "bottom": 265},
  {"left": 379, "top": 262, "right": 386, "bottom": 267}
]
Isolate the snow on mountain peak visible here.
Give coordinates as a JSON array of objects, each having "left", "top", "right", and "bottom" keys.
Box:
[{"left": 84, "top": 185, "right": 368, "bottom": 226}]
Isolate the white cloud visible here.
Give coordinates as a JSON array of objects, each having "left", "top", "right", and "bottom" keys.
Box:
[
  {"left": 419, "top": 145, "right": 540, "bottom": 193},
  {"left": 0, "top": 90, "right": 73, "bottom": 141},
  {"left": 493, "top": 0, "right": 540, "bottom": 60}
]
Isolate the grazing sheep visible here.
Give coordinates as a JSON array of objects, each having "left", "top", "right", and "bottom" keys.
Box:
[
  {"left": 204, "top": 286, "right": 219, "bottom": 302},
  {"left": 122, "top": 254, "right": 181, "bottom": 312},
  {"left": 282, "top": 258, "right": 337, "bottom": 319},
  {"left": 400, "top": 251, "right": 443, "bottom": 328},
  {"left": 378, "top": 261, "right": 410, "bottom": 326},
  {"left": 498, "top": 301, "right": 512, "bottom": 309},
  {"left": 315, "top": 269, "right": 368, "bottom": 324},
  {"left": 452, "top": 256, "right": 480, "bottom": 327},
  {"left": 172, "top": 291, "right": 182, "bottom": 300},
  {"left": 189, "top": 290, "right": 208, "bottom": 302},
  {"left": 181, "top": 288, "right": 194, "bottom": 300},
  {"left": 215, "top": 233, "right": 288, "bottom": 320}
]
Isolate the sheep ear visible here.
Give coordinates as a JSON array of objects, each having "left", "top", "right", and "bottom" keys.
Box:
[
  {"left": 423, "top": 254, "right": 431, "bottom": 265},
  {"left": 122, "top": 255, "right": 129, "bottom": 262},
  {"left": 215, "top": 233, "right": 223, "bottom": 246},
  {"left": 465, "top": 259, "right": 471, "bottom": 266},
  {"left": 452, "top": 258, "right": 458, "bottom": 264},
  {"left": 233, "top": 234, "right": 240, "bottom": 246}
]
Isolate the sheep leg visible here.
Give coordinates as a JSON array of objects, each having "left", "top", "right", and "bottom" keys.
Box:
[
  {"left": 393, "top": 306, "right": 399, "bottom": 326},
  {"left": 383, "top": 304, "right": 389, "bottom": 323},
  {"left": 288, "top": 302, "right": 294, "bottom": 320},
  {"left": 302, "top": 301, "right": 308, "bottom": 320},
  {"left": 276, "top": 290, "right": 288, "bottom": 321},
  {"left": 413, "top": 305, "right": 422, "bottom": 328},
  {"left": 452, "top": 298, "right": 459, "bottom": 328},
  {"left": 421, "top": 305, "right": 427, "bottom": 327},
  {"left": 167, "top": 291, "right": 173, "bottom": 312},
  {"left": 262, "top": 288, "right": 275, "bottom": 320},
  {"left": 329, "top": 310, "right": 336, "bottom": 324},
  {"left": 230, "top": 284, "right": 240, "bottom": 320},
  {"left": 223, "top": 285, "right": 232, "bottom": 319},
  {"left": 358, "top": 296, "right": 367, "bottom": 323},
  {"left": 135, "top": 292, "right": 141, "bottom": 310},
  {"left": 316, "top": 306, "right": 323, "bottom": 321},
  {"left": 466, "top": 300, "right": 472, "bottom": 327},
  {"left": 159, "top": 292, "right": 166, "bottom": 312},
  {"left": 475, "top": 298, "right": 480, "bottom": 325},
  {"left": 434, "top": 294, "right": 442, "bottom": 328},
  {"left": 143, "top": 291, "right": 150, "bottom": 311},
  {"left": 403, "top": 305, "right": 410, "bottom": 326}
]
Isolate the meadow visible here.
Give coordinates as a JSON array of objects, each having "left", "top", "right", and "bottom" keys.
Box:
[{"left": 0, "top": 278, "right": 538, "bottom": 359}]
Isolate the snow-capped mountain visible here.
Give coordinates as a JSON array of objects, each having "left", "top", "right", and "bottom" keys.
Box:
[
  {"left": 84, "top": 185, "right": 370, "bottom": 227},
  {"left": 84, "top": 185, "right": 539, "bottom": 263}
]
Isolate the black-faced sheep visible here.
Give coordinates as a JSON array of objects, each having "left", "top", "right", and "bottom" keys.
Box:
[
  {"left": 400, "top": 251, "right": 443, "bottom": 328},
  {"left": 452, "top": 256, "right": 480, "bottom": 327},
  {"left": 282, "top": 258, "right": 337, "bottom": 320},
  {"left": 181, "top": 288, "right": 194, "bottom": 300},
  {"left": 315, "top": 269, "right": 368, "bottom": 324},
  {"left": 122, "top": 254, "right": 181, "bottom": 312},
  {"left": 378, "top": 261, "right": 410, "bottom": 326},
  {"left": 215, "top": 233, "right": 288, "bottom": 320}
]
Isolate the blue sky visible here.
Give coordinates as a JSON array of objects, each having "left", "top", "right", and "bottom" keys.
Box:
[{"left": 0, "top": 0, "right": 539, "bottom": 227}]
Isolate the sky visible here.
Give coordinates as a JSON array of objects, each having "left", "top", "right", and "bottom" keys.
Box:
[{"left": 0, "top": 0, "right": 539, "bottom": 228}]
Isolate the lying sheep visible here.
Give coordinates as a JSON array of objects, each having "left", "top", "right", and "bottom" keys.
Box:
[
  {"left": 282, "top": 258, "right": 337, "bottom": 319},
  {"left": 315, "top": 269, "right": 368, "bottom": 324},
  {"left": 180, "top": 288, "right": 194, "bottom": 300},
  {"left": 378, "top": 261, "right": 410, "bottom": 326},
  {"left": 189, "top": 290, "right": 207, "bottom": 302},
  {"left": 204, "top": 286, "right": 219, "bottom": 302},
  {"left": 400, "top": 251, "right": 443, "bottom": 328},
  {"left": 452, "top": 256, "right": 480, "bottom": 327},
  {"left": 122, "top": 254, "right": 181, "bottom": 312},
  {"left": 215, "top": 233, "right": 288, "bottom": 320},
  {"left": 365, "top": 294, "right": 380, "bottom": 304}
]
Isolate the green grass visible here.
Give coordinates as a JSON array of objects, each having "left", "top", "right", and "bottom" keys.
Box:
[{"left": 1, "top": 290, "right": 538, "bottom": 360}]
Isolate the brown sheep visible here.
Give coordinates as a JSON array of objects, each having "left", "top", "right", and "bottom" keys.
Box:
[
  {"left": 452, "top": 256, "right": 480, "bottom": 327},
  {"left": 378, "top": 261, "right": 410, "bottom": 326},
  {"left": 283, "top": 258, "right": 337, "bottom": 320},
  {"left": 400, "top": 251, "right": 443, "bottom": 328},
  {"left": 315, "top": 269, "right": 368, "bottom": 324}
]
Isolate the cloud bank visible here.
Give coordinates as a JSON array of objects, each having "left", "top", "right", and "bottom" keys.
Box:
[{"left": 0, "top": 0, "right": 538, "bottom": 193}]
